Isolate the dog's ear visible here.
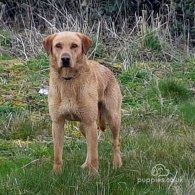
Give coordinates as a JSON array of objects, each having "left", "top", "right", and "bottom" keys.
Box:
[
  {"left": 77, "top": 33, "right": 92, "bottom": 54},
  {"left": 43, "top": 34, "right": 56, "bottom": 55}
]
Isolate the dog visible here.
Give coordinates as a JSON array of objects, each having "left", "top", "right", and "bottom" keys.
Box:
[{"left": 43, "top": 31, "right": 122, "bottom": 174}]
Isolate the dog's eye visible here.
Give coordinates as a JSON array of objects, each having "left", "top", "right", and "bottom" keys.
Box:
[
  {"left": 55, "top": 43, "right": 62, "bottom": 49},
  {"left": 71, "top": 43, "right": 78, "bottom": 49}
]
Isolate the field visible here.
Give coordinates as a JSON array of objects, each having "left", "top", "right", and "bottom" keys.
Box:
[{"left": 0, "top": 51, "right": 195, "bottom": 194}]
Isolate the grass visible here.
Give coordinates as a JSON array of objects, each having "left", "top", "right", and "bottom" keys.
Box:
[
  {"left": 179, "top": 101, "right": 195, "bottom": 124},
  {"left": 0, "top": 54, "right": 195, "bottom": 194},
  {"left": 159, "top": 78, "right": 191, "bottom": 103},
  {"left": 0, "top": 132, "right": 194, "bottom": 194},
  {"left": 142, "top": 31, "right": 162, "bottom": 52}
]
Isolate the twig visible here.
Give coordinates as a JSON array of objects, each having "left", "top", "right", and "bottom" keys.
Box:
[{"left": 21, "top": 159, "right": 40, "bottom": 169}]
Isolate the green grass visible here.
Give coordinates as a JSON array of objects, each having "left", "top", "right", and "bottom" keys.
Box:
[
  {"left": 179, "top": 101, "right": 195, "bottom": 124},
  {"left": 159, "top": 78, "right": 192, "bottom": 102},
  {"left": 142, "top": 31, "right": 162, "bottom": 52},
  {"left": 0, "top": 132, "right": 194, "bottom": 194},
  {"left": 0, "top": 55, "right": 195, "bottom": 194}
]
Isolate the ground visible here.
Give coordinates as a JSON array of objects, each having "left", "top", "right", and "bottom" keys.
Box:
[{"left": 0, "top": 54, "right": 195, "bottom": 194}]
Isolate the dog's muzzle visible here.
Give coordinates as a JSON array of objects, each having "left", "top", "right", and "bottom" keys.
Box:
[{"left": 61, "top": 54, "right": 71, "bottom": 68}]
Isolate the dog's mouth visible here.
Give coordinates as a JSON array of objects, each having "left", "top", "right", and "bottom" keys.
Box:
[
  {"left": 61, "top": 76, "right": 74, "bottom": 80},
  {"left": 58, "top": 67, "right": 77, "bottom": 81}
]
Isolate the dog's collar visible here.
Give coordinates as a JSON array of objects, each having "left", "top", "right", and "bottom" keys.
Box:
[{"left": 62, "top": 76, "right": 74, "bottom": 80}]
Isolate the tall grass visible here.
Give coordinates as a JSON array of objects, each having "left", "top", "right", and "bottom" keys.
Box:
[{"left": 0, "top": 1, "right": 192, "bottom": 67}]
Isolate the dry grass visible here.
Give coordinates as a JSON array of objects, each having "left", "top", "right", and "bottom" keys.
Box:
[{"left": 0, "top": 1, "right": 192, "bottom": 66}]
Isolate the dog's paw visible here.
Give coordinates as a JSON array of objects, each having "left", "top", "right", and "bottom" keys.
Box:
[
  {"left": 113, "top": 154, "right": 122, "bottom": 169},
  {"left": 81, "top": 161, "right": 88, "bottom": 169},
  {"left": 81, "top": 161, "right": 99, "bottom": 176},
  {"left": 53, "top": 163, "right": 63, "bottom": 173}
]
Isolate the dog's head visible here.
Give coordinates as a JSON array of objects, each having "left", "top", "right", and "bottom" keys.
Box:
[{"left": 43, "top": 32, "right": 92, "bottom": 69}]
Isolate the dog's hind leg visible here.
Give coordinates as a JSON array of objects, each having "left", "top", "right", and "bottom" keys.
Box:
[
  {"left": 109, "top": 112, "right": 122, "bottom": 168},
  {"left": 104, "top": 85, "right": 122, "bottom": 168}
]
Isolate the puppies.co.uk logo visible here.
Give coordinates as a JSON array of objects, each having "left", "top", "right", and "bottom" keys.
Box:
[
  {"left": 137, "top": 164, "right": 182, "bottom": 184},
  {"left": 151, "top": 164, "right": 170, "bottom": 177}
]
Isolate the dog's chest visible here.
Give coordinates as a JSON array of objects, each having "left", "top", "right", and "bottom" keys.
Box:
[
  {"left": 49, "top": 83, "right": 81, "bottom": 120},
  {"left": 59, "top": 93, "right": 80, "bottom": 120},
  {"left": 60, "top": 97, "right": 76, "bottom": 111}
]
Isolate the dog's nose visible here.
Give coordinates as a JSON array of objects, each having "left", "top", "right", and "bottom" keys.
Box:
[{"left": 61, "top": 55, "right": 70, "bottom": 68}]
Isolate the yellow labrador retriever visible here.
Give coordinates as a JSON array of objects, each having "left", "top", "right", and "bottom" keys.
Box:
[{"left": 43, "top": 31, "right": 122, "bottom": 173}]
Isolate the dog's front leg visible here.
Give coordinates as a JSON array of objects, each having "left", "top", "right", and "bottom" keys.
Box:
[
  {"left": 52, "top": 118, "right": 65, "bottom": 173},
  {"left": 80, "top": 121, "right": 99, "bottom": 174}
]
